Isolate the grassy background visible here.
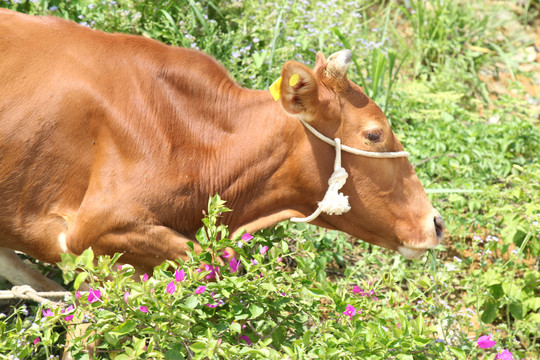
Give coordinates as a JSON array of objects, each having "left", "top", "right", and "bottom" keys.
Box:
[{"left": 0, "top": 0, "right": 539, "bottom": 359}]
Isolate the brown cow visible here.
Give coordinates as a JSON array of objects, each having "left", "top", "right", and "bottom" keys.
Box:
[{"left": 0, "top": 9, "right": 444, "bottom": 291}]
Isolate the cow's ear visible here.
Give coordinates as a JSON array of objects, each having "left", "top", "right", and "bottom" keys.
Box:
[{"left": 279, "top": 61, "right": 319, "bottom": 116}]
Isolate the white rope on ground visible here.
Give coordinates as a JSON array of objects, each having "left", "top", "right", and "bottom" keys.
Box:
[
  {"left": 290, "top": 118, "right": 410, "bottom": 223},
  {"left": 0, "top": 286, "right": 73, "bottom": 306}
]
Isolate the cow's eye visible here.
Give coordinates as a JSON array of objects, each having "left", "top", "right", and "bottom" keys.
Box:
[{"left": 364, "top": 130, "right": 382, "bottom": 142}]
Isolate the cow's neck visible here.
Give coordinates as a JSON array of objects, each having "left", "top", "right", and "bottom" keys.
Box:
[{"left": 171, "top": 83, "right": 332, "bottom": 238}]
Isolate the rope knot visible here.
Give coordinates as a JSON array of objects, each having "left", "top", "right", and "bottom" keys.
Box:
[{"left": 318, "top": 166, "right": 351, "bottom": 215}]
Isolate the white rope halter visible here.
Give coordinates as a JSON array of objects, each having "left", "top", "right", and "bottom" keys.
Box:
[{"left": 290, "top": 118, "right": 410, "bottom": 223}]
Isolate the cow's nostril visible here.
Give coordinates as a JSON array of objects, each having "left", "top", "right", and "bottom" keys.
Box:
[{"left": 434, "top": 216, "right": 445, "bottom": 239}]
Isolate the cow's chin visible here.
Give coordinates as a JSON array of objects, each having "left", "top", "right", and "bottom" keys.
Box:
[{"left": 397, "top": 246, "right": 428, "bottom": 260}]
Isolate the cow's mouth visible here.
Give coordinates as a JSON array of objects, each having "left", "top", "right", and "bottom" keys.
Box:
[{"left": 397, "top": 246, "right": 429, "bottom": 260}]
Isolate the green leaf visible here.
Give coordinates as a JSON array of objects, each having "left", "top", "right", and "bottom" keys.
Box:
[
  {"left": 78, "top": 247, "right": 94, "bottom": 269},
  {"left": 195, "top": 228, "right": 208, "bottom": 247},
  {"left": 111, "top": 320, "right": 137, "bottom": 336},
  {"left": 190, "top": 341, "right": 207, "bottom": 353},
  {"left": 165, "top": 343, "right": 186, "bottom": 360},
  {"left": 230, "top": 322, "right": 242, "bottom": 334},
  {"left": 185, "top": 296, "right": 199, "bottom": 309},
  {"left": 249, "top": 304, "right": 264, "bottom": 318},
  {"left": 261, "top": 283, "right": 277, "bottom": 292},
  {"left": 111, "top": 355, "right": 131, "bottom": 360},
  {"left": 449, "top": 346, "right": 467, "bottom": 360},
  {"left": 74, "top": 272, "right": 89, "bottom": 290},
  {"left": 133, "top": 336, "right": 146, "bottom": 355},
  {"left": 307, "top": 288, "right": 326, "bottom": 298},
  {"left": 272, "top": 326, "right": 287, "bottom": 347},
  {"left": 509, "top": 302, "right": 524, "bottom": 320},
  {"left": 481, "top": 301, "right": 498, "bottom": 324},
  {"left": 413, "top": 336, "right": 432, "bottom": 346}
]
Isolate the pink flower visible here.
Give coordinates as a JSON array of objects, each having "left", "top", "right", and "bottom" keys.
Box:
[
  {"left": 260, "top": 245, "right": 268, "bottom": 255},
  {"left": 62, "top": 305, "right": 75, "bottom": 322},
  {"left": 477, "top": 335, "right": 496, "bottom": 349},
  {"left": 142, "top": 273, "right": 149, "bottom": 282},
  {"left": 117, "top": 265, "right": 122, "bottom": 271},
  {"left": 204, "top": 265, "right": 219, "bottom": 280},
  {"left": 276, "top": 257, "right": 283, "bottom": 263},
  {"left": 250, "top": 259, "right": 258, "bottom": 265},
  {"left": 124, "top": 291, "right": 129, "bottom": 303},
  {"left": 175, "top": 269, "right": 185, "bottom": 282},
  {"left": 222, "top": 251, "right": 231, "bottom": 258},
  {"left": 343, "top": 304, "right": 357, "bottom": 320},
  {"left": 139, "top": 306, "right": 148, "bottom": 313},
  {"left": 239, "top": 335, "right": 252, "bottom": 346},
  {"left": 496, "top": 350, "right": 514, "bottom": 360},
  {"left": 229, "top": 257, "right": 239, "bottom": 273},
  {"left": 352, "top": 286, "right": 361, "bottom": 294},
  {"left": 241, "top": 233, "right": 253, "bottom": 242},
  {"left": 166, "top": 281, "right": 176, "bottom": 295},
  {"left": 75, "top": 291, "right": 82, "bottom": 299},
  {"left": 63, "top": 305, "right": 74, "bottom": 313},
  {"left": 194, "top": 286, "right": 206, "bottom": 294},
  {"left": 42, "top": 308, "right": 54, "bottom": 317},
  {"left": 33, "top": 337, "right": 40, "bottom": 345},
  {"left": 87, "top": 288, "right": 101, "bottom": 304}
]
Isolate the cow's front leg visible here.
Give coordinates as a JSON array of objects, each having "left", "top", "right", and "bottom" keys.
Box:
[{"left": 66, "top": 225, "right": 207, "bottom": 274}]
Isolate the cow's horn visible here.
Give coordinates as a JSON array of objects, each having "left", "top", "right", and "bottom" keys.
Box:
[{"left": 325, "top": 49, "right": 352, "bottom": 79}]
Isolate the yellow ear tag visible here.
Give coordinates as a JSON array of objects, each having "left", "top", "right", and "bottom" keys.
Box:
[
  {"left": 289, "top": 73, "right": 300, "bottom": 87},
  {"left": 269, "top": 76, "right": 282, "bottom": 101}
]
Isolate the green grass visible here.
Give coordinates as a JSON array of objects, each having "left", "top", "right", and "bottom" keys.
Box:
[{"left": 0, "top": 0, "right": 539, "bottom": 359}]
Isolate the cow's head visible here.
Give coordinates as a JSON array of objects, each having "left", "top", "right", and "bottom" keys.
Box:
[{"left": 277, "top": 49, "right": 444, "bottom": 259}]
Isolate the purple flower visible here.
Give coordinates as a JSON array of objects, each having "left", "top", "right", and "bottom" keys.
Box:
[
  {"left": 222, "top": 251, "right": 231, "bottom": 258},
  {"left": 42, "top": 308, "right": 54, "bottom": 317},
  {"left": 496, "top": 349, "right": 514, "bottom": 360},
  {"left": 250, "top": 259, "right": 258, "bottom": 266},
  {"left": 175, "top": 269, "right": 185, "bottom": 282},
  {"left": 124, "top": 291, "right": 129, "bottom": 303},
  {"left": 477, "top": 335, "right": 496, "bottom": 349},
  {"left": 260, "top": 245, "right": 269, "bottom": 255},
  {"left": 194, "top": 286, "right": 206, "bottom": 294},
  {"left": 139, "top": 306, "right": 148, "bottom": 313},
  {"left": 166, "top": 281, "right": 176, "bottom": 294},
  {"left": 87, "top": 289, "right": 101, "bottom": 304},
  {"left": 352, "top": 285, "right": 361, "bottom": 294},
  {"left": 239, "top": 335, "right": 252, "bottom": 346},
  {"left": 241, "top": 233, "right": 253, "bottom": 242},
  {"left": 343, "top": 304, "right": 356, "bottom": 320},
  {"left": 142, "top": 273, "right": 149, "bottom": 282},
  {"left": 64, "top": 314, "right": 74, "bottom": 322},
  {"left": 229, "top": 257, "right": 239, "bottom": 273},
  {"left": 33, "top": 337, "right": 41, "bottom": 345}
]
